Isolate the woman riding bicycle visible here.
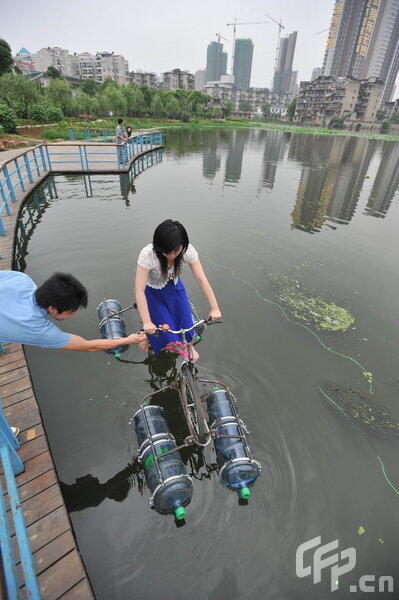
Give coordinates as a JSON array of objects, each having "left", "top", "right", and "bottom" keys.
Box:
[{"left": 135, "top": 220, "right": 222, "bottom": 361}]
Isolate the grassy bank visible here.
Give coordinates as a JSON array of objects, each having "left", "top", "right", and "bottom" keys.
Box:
[{"left": 7, "top": 116, "right": 399, "bottom": 145}]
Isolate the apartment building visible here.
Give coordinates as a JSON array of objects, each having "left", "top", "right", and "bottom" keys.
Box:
[
  {"left": 162, "top": 69, "right": 195, "bottom": 91},
  {"left": 129, "top": 72, "right": 158, "bottom": 89},
  {"left": 294, "top": 75, "right": 383, "bottom": 123}
]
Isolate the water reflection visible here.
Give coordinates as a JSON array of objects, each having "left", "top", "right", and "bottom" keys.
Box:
[
  {"left": 194, "top": 129, "right": 399, "bottom": 233},
  {"left": 365, "top": 143, "right": 399, "bottom": 218},
  {"left": 13, "top": 149, "right": 163, "bottom": 270},
  {"left": 290, "top": 136, "right": 377, "bottom": 233}
]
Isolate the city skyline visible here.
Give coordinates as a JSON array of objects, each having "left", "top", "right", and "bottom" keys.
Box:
[{"left": 1, "top": 0, "right": 336, "bottom": 89}]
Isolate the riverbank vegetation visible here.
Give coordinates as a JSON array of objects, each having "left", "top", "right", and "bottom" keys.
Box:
[{"left": 0, "top": 68, "right": 398, "bottom": 144}]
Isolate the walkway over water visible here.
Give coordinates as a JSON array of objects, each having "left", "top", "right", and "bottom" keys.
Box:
[{"left": 0, "top": 137, "right": 162, "bottom": 598}]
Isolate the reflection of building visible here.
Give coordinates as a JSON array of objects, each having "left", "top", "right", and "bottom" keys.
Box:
[
  {"left": 273, "top": 32, "right": 298, "bottom": 95},
  {"left": 322, "top": 0, "right": 399, "bottom": 105},
  {"left": 203, "top": 147, "right": 221, "bottom": 179},
  {"left": 225, "top": 130, "right": 246, "bottom": 183},
  {"left": 289, "top": 135, "right": 376, "bottom": 232},
  {"left": 233, "top": 39, "right": 254, "bottom": 91},
  {"left": 365, "top": 143, "right": 399, "bottom": 217},
  {"left": 260, "top": 130, "right": 287, "bottom": 189},
  {"left": 206, "top": 41, "right": 228, "bottom": 83}
]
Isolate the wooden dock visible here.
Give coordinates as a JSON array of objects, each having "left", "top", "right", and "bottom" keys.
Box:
[{"left": 0, "top": 152, "right": 94, "bottom": 598}]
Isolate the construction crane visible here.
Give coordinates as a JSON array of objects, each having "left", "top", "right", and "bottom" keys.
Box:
[
  {"left": 226, "top": 18, "right": 270, "bottom": 75},
  {"left": 315, "top": 28, "right": 329, "bottom": 35},
  {"left": 216, "top": 32, "right": 230, "bottom": 44},
  {"left": 265, "top": 13, "right": 285, "bottom": 78}
]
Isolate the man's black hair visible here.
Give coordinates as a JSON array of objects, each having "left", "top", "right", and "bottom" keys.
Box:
[
  {"left": 117, "top": 118, "right": 123, "bottom": 124},
  {"left": 35, "top": 272, "right": 88, "bottom": 313}
]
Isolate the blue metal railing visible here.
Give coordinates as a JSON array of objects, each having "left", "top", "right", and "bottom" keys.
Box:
[
  {"left": 0, "top": 133, "right": 163, "bottom": 236},
  {"left": 0, "top": 396, "right": 41, "bottom": 598}
]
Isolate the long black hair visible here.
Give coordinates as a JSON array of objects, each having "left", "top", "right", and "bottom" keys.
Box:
[{"left": 153, "top": 220, "right": 189, "bottom": 279}]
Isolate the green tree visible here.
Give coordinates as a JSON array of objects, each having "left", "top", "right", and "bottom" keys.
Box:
[
  {"left": 151, "top": 93, "right": 165, "bottom": 117},
  {"left": 45, "top": 66, "right": 62, "bottom": 78},
  {"left": 328, "top": 116, "right": 344, "bottom": 129},
  {"left": 261, "top": 102, "right": 271, "bottom": 119},
  {"left": 80, "top": 78, "right": 98, "bottom": 96},
  {"left": 380, "top": 120, "right": 390, "bottom": 133},
  {"left": 102, "top": 87, "right": 127, "bottom": 115},
  {"left": 0, "top": 104, "right": 18, "bottom": 132},
  {"left": 238, "top": 100, "right": 252, "bottom": 112},
  {"left": 139, "top": 85, "right": 153, "bottom": 111},
  {"left": 164, "top": 96, "right": 180, "bottom": 119},
  {"left": 375, "top": 109, "right": 386, "bottom": 121},
  {"left": 391, "top": 111, "right": 399, "bottom": 123},
  {"left": 45, "top": 78, "right": 72, "bottom": 114},
  {"left": 0, "top": 73, "right": 40, "bottom": 117},
  {"left": 287, "top": 97, "right": 297, "bottom": 121},
  {"left": 0, "top": 39, "right": 13, "bottom": 77},
  {"left": 225, "top": 100, "right": 233, "bottom": 118}
]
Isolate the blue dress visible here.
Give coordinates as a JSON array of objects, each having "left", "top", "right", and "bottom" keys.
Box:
[{"left": 145, "top": 278, "right": 194, "bottom": 354}]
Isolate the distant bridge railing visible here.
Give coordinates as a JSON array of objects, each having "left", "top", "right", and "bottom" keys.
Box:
[
  {"left": 0, "top": 132, "right": 163, "bottom": 236},
  {"left": 67, "top": 128, "right": 156, "bottom": 143}
]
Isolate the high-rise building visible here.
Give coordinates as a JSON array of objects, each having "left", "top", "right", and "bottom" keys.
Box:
[
  {"left": 233, "top": 39, "right": 254, "bottom": 91},
  {"left": 206, "top": 41, "right": 228, "bottom": 83},
  {"left": 273, "top": 31, "right": 298, "bottom": 94},
  {"left": 311, "top": 67, "right": 322, "bottom": 80},
  {"left": 32, "top": 47, "right": 73, "bottom": 75},
  {"left": 195, "top": 69, "right": 207, "bottom": 91},
  {"left": 129, "top": 72, "right": 158, "bottom": 89},
  {"left": 322, "top": 0, "right": 399, "bottom": 105},
  {"left": 290, "top": 70, "right": 298, "bottom": 94}
]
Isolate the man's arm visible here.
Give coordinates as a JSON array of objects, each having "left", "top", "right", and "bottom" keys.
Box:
[{"left": 60, "top": 332, "right": 145, "bottom": 352}]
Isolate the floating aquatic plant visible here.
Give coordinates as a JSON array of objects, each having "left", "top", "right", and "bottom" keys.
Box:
[{"left": 267, "top": 274, "right": 354, "bottom": 332}]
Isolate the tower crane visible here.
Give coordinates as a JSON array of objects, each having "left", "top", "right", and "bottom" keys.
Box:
[
  {"left": 226, "top": 18, "right": 270, "bottom": 75},
  {"left": 265, "top": 13, "right": 285, "bottom": 78},
  {"left": 216, "top": 32, "right": 230, "bottom": 44}
]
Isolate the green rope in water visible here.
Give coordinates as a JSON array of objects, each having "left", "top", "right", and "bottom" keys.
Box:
[
  {"left": 204, "top": 256, "right": 373, "bottom": 394},
  {"left": 203, "top": 256, "right": 399, "bottom": 495},
  {"left": 320, "top": 386, "right": 399, "bottom": 495}
]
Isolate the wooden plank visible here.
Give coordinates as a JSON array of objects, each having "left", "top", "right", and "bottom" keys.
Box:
[
  {"left": 7, "top": 484, "right": 63, "bottom": 535},
  {"left": 13, "top": 505, "right": 70, "bottom": 556},
  {"left": 57, "top": 578, "right": 93, "bottom": 600},
  {"left": 0, "top": 357, "right": 28, "bottom": 375},
  {"left": 1, "top": 343, "right": 23, "bottom": 355},
  {"left": 18, "top": 424, "right": 44, "bottom": 444},
  {"left": 21, "top": 551, "right": 86, "bottom": 600},
  {"left": 0, "top": 350, "right": 24, "bottom": 366},
  {"left": 17, "top": 434, "right": 47, "bottom": 463},
  {"left": 2, "top": 388, "right": 34, "bottom": 409},
  {"left": 15, "top": 450, "right": 53, "bottom": 487},
  {"left": 17, "top": 530, "right": 75, "bottom": 584},
  {"left": 17, "top": 470, "right": 57, "bottom": 504},
  {"left": 0, "top": 376, "right": 32, "bottom": 398},
  {"left": 4, "top": 397, "right": 41, "bottom": 431},
  {"left": 0, "top": 366, "right": 30, "bottom": 386}
]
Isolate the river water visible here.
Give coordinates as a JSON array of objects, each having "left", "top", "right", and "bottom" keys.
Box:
[{"left": 19, "top": 129, "right": 399, "bottom": 599}]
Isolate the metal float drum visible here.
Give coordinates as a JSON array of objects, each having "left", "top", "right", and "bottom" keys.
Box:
[
  {"left": 97, "top": 299, "right": 128, "bottom": 356},
  {"left": 133, "top": 405, "right": 193, "bottom": 519},
  {"left": 207, "top": 389, "right": 260, "bottom": 500}
]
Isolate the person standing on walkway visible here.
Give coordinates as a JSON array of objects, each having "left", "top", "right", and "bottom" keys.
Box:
[
  {"left": 115, "top": 118, "right": 127, "bottom": 144},
  {"left": 0, "top": 271, "right": 145, "bottom": 352}
]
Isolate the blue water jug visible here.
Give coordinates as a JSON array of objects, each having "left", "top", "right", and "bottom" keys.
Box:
[
  {"left": 207, "top": 389, "right": 260, "bottom": 500},
  {"left": 97, "top": 299, "right": 128, "bottom": 357},
  {"left": 133, "top": 405, "right": 193, "bottom": 519}
]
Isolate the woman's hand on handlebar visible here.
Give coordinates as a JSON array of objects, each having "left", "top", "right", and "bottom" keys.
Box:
[
  {"left": 143, "top": 321, "right": 157, "bottom": 335},
  {"left": 208, "top": 308, "right": 222, "bottom": 322}
]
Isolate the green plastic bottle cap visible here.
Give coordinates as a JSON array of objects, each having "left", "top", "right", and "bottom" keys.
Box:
[
  {"left": 174, "top": 506, "right": 186, "bottom": 520},
  {"left": 114, "top": 352, "right": 121, "bottom": 359},
  {"left": 240, "top": 487, "right": 251, "bottom": 500}
]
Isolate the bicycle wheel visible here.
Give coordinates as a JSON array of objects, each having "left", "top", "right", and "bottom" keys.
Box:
[{"left": 181, "top": 363, "right": 208, "bottom": 445}]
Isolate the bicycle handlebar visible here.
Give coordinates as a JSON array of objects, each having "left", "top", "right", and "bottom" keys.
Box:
[{"left": 156, "top": 317, "right": 222, "bottom": 336}]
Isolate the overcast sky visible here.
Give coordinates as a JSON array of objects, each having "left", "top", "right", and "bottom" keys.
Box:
[{"left": 2, "top": 0, "right": 333, "bottom": 87}]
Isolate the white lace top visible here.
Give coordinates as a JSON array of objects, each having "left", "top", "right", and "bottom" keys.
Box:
[{"left": 137, "top": 243, "right": 199, "bottom": 289}]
